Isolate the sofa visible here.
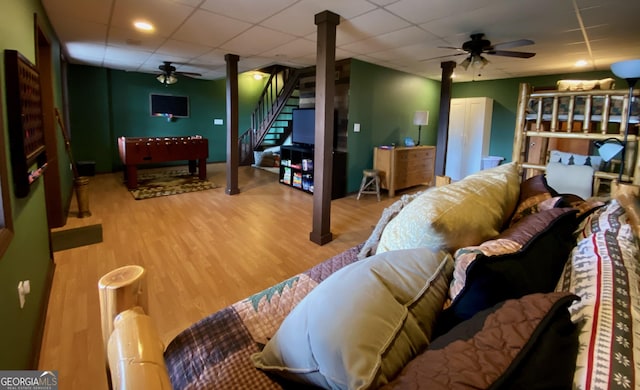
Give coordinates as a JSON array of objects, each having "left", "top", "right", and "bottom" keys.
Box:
[{"left": 106, "top": 162, "right": 640, "bottom": 390}]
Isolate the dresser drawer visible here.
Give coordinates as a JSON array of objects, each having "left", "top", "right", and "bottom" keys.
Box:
[{"left": 374, "top": 145, "right": 436, "bottom": 197}]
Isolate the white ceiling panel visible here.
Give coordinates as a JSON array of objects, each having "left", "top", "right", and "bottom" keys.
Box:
[
  {"left": 220, "top": 26, "right": 297, "bottom": 57},
  {"left": 41, "top": 0, "right": 640, "bottom": 82},
  {"left": 172, "top": 9, "right": 252, "bottom": 48},
  {"left": 336, "top": 9, "right": 411, "bottom": 46},
  {"left": 200, "top": 0, "right": 299, "bottom": 23},
  {"left": 155, "top": 39, "right": 214, "bottom": 59},
  {"left": 107, "top": 26, "right": 166, "bottom": 51},
  {"left": 42, "top": 0, "right": 111, "bottom": 25},
  {"left": 110, "top": 0, "right": 195, "bottom": 32}
]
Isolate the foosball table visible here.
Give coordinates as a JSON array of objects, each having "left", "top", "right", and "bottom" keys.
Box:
[{"left": 118, "top": 136, "right": 209, "bottom": 189}]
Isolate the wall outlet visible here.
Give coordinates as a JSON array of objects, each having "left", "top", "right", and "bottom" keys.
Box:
[
  {"left": 354, "top": 123, "right": 361, "bottom": 133},
  {"left": 213, "top": 118, "right": 224, "bottom": 125}
]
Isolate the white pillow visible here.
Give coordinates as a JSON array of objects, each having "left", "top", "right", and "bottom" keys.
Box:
[
  {"left": 549, "top": 150, "right": 602, "bottom": 169},
  {"left": 545, "top": 162, "right": 594, "bottom": 199},
  {"left": 252, "top": 248, "right": 453, "bottom": 390}
]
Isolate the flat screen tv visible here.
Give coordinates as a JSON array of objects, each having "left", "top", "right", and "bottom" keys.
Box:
[
  {"left": 292, "top": 108, "right": 315, "bottom": 146},
  {"left": 150, "top": 94, "right": 190, "bottom": 118}
]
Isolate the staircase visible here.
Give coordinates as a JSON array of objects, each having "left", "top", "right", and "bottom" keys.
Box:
[{"left": 239, "top": 65, "right": 314, "bottom": 165}]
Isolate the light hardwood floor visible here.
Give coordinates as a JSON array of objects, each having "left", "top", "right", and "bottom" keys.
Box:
[{"left": 38, "top": 163, "right": 424, "bottom": 390}]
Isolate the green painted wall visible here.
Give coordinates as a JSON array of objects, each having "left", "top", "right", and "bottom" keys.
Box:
[
  {"left": 67, "top": 65, "right": 267, "bottom": 171},
  {"left": 0, "top": 0, "right": 63, "bottom": 369},
  {"left": 452, "top": 70, "right": 622, "bottom": 162},
  {"left": 346, "top": 59, "right": 441, "bottom": 193}
]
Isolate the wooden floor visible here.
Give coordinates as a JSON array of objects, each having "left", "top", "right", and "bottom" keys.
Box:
[{"left": 38, "top": 163, "right": 424, "bottom": 390}]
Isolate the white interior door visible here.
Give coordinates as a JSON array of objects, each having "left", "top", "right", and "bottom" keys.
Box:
[{"left": 445, "top": 100, "right": 466, "bottom": 181}]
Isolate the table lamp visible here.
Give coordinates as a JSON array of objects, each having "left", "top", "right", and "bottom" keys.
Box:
[
  {"left": 413, "top": 111, "right": 429, "bottom": 146},
  {"left": 610, "top": 59, "right": 640, "bottom": 182},
  {"left": 594, "top": 138, "right": 624, "bottom": 162}
]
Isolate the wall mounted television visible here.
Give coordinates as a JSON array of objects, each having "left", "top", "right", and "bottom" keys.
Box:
[
  {"left": 292, "top": 108, "right": 315, "bottom": 146},
  {"left": 150, "top": 93, "right": 190, "bottom": 118}
]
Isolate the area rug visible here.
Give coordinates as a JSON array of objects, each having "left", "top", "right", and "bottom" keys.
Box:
[
  {"left": 52, "top": 224, "right": 103, "bottom": 252},
  {"left": 129, "top": 169, "right": 219, "bottom": 200}
]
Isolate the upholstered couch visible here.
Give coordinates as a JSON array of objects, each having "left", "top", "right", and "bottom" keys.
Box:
[{"left": 107, "top": 162, "right": 640, "bottom": 390}]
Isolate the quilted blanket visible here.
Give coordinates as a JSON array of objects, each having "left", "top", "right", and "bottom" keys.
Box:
[{"left": 164, "top": 244, "right": 364, "bottom": 389}]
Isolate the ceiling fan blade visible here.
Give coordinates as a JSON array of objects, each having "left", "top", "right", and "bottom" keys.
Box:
[
  {"left": 176, "top": 71, "right": 202, "bottom": 77},
  {"left": 437, "top": 45, "right": 465, "bottom": 51},
  {"left": 420, "top": 52, "right": 466, "bottom": 62},
  {"left": 491, "top": 39, "right": 534, "bottom": 50},
  {"left": 487, "top": 50, "right": 536, "bottom": 58}
]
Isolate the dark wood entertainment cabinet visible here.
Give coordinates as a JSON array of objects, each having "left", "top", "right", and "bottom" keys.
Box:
[{"left": 279, "top": 145, "right": 346, "bottom": 199}]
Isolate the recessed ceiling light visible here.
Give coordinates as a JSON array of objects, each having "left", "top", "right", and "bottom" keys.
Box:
[
  {"left": 575, "top": 59, "right": 588, "bottom": 67},
  {"left": 133, "top": 20, "right": 154, "bottom": 32}
]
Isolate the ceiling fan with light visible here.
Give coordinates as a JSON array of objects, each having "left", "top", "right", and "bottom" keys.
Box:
[
  {"left": 156, "top": 61, "right": 202, "bottom": 85},
  {"left": 424, "top": 33, "right": 536, "bottom": 71}
]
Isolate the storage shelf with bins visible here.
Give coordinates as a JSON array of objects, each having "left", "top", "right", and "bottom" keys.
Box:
[
  {"left": 279, "top": 145, "right": 314, "bottom": 194},
  {"left": 279, "top": 145, "right": 347, "bottom": 199}
]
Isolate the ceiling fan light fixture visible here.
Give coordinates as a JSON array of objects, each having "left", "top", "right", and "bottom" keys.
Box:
[
  {"left": 471, "top": 54, "right": 488, "bottom": 69},
  {"left": 460, "top": 54, "right": 488, "bottom": 71},
  {"left": 460, "top": 56, "right": 471, "bottom": 70},
  {"left": 156, "top": 73, "right": 178, "bottom": 85}
]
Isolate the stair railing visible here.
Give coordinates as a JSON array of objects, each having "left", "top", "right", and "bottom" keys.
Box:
[{"left": 239, "top": 66, "right": 308, "bottom": 165}]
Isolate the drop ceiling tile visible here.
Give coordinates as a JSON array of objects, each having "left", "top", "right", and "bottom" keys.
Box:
[
  {"left": 341, "top": 26, "right": 439, "bottom": 54},
  {"left": 110, "top": 0, "right": 194, "bottom": 33},
  {"left": 261, "top": 0, "right": 377, "bottom": 37},
  {"left": 155, "top": 39, "right": 214, "bottom": 58},
  {"left": 54, "top": 20, "right": 108, "bottom": 45},
  {"left": 337, "top": 8, "right": 411, "bottom": 46},
  {"left": 42, "top": 0, "right": 111, "bottom": 25},
  {"left": 220, "top": 26, "right": 297, "bottom": 57},
  {"left": 259, "top": 38, "right": 316, "bottom": 60},
  {"left": 172, "top": 9, "right": 253, "bottom": 48},
  {"left": 107, "top": 26, "right": 167, "bottom": 51},
  {"left": 384, "top": 0, "right": 497, "bottom": 25},
  {"left": 200, "top": 0, "right": 299, "bottom": 23},
  {"left": 104, "top": 45, "right": 154, "bottom": 65},
  {"left": 66, "top": 42, "right": 106, "bottom": 62}
]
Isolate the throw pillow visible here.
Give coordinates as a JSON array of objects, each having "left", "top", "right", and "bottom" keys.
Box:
[
  {"left": 357, "top": 191, "right": 424, "bottom": 259},
  {"left": 449, "top": 207, "right": 577, "bottom": 304},
  {"left": 555, "top": 225, "right": 640, "bottom": 390},
  {"left": 549, "top": 150, "right": 602, "bottom": 169},
  {"left": 252, "top": 248, "right": 454, "bottom": 390},
  {"left": 382, "top": 292, "right": 579, "bottom": 390},
  {"left": 545, "top": 162, "right": 594, "bottom": 200},
  {"left": 376, "top": 162, "right": 520, "bottom": 254},
  {"left": 436, "top": 207, "right": 578, "bottom": 333},
  {"left": 509, "top": 174, "right": 560, "bottom": 226}
]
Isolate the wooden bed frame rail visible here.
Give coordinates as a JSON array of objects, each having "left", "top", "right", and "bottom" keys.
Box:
[{"left": 512, "top": 82, "right": 640, "bottom": 187}]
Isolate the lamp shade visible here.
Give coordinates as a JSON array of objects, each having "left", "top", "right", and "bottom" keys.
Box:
[
  {"left": 595, "top": 139, "right": 624, "bottom": 162},
  {"left": 611, "top": 59, "right": 640, "bottom": 79},
  {"left": 413, "top": 111, "right": 429, "bottom": 126}
]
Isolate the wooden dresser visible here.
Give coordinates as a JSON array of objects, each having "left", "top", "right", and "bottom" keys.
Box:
[{"left": 374, "top": 145, "right": 436, "bottom": 197}]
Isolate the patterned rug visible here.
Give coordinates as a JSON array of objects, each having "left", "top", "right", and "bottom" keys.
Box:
[{"left": 129, "top": 169, "right": 219, "bottom": 200}]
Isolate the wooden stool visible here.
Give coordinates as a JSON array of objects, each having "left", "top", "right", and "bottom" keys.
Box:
[{"left": 357, "top": 169, "right": 381, "bottom": 201}]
